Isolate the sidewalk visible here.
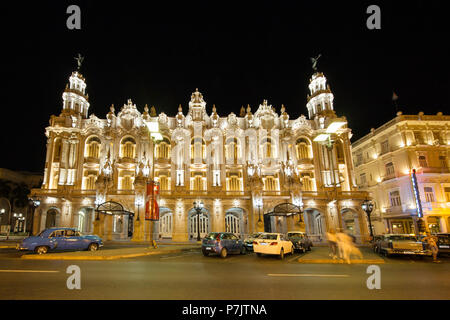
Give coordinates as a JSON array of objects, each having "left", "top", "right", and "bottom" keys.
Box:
[
  {"left": 20, "top": 243, "right": 201, "bottom": 261},
  {"left": 297, "top": 246, "right": 385, "bottom": 264}
]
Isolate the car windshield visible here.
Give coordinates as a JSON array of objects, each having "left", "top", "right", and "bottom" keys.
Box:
[
  {"left": 259, "top": 234, "right": 277, "bottom": 240},
  {"left": 205, "top": 233, "right": 220, "bottom": 240},
  {"left": 250, "top": 233, "right": 262, "bottom": 238},
  {"left": 287, "top": 233, "right": 303, "bottom": 239},
  {"left": 37, "top": 230, "right": 47, "bottom": 237},
  {"left": 389, "top": 235, "right": 417, "bottom": 241}
]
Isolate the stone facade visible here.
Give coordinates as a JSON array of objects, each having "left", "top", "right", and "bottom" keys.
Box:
[
  {"left": 352, "top": 111, "right": 450, "bottom": 235},
  {"left": 30, "top": 67, "right": 370, "bottom": 243}
]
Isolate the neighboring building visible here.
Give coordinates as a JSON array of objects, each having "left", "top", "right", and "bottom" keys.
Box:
[
  {"left": 352, "top": 111, "right": 450, "bottom": 235},
  {"left": 0, "top": 168, "right": 43, "bottom": 234},
  {"left": 30, "top": 64, "right": 370, "bottom": 242}
]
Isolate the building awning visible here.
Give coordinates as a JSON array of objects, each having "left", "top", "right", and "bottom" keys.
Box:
[
  {"left": 265, "top": 203, "right": 303, "bottom": 219},
  {"left": 95, "top": 201, "right": 134, "bottom": 216}
]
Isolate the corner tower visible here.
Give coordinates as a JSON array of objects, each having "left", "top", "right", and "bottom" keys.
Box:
[{"left": 306, "top": 72, "right": 335, "bottom": 120}]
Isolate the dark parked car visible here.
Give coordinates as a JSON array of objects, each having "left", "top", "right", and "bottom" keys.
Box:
[
  {"left": 286, "top": 231, "right": 312, "bottom": 253},
  {"left": 372, "top": 235, "right": 384, "bottom": 253},
  {"left": 435, "top": 233, "right": 450, "bottom": 256},
  {"left": 17, "top": 227, "right": 103, "bottom": 254},
  {"left": 243, "top": 232, "right": 264, "bottom": 251},
  {"left": 202, "top": 232, "right": 246, "bottom": 258}
]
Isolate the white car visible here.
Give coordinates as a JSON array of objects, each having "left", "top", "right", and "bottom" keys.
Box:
[{"left": 253, "top": 233, "right": 294, "bottom": 259}]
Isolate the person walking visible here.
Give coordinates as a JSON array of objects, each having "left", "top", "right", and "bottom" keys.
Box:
[
  {"left": 422, "top": 232, "right": 440, "bottom": 263},
  {"left": 326, "top": 230, "right": 338, "bottom": 259}
]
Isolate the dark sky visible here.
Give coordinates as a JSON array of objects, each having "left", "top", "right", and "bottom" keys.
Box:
[{"left": 2, "top": 0, "right": 449, "bottom": 173}]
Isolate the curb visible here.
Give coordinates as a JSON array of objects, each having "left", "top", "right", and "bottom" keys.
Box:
[
  {"left": 0, "top": 246, "right": 16, "bottom": 249},
  {"left": 21, "top": 247, "right": 200, "bottom": 261},
  {"left": 298, "top": 258, "right": 385, "bottom": 264}
]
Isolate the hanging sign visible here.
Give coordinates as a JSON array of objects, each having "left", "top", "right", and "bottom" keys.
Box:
[{"left": 145, "top": 181, "right": 160, "bottom": 221}]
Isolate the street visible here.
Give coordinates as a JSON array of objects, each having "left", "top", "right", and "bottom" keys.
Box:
[{"left": 0, "top": 248, "right": 449, "bottom": 300}]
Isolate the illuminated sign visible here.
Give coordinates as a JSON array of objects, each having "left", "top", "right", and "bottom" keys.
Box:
[{"left": 410, "top": 169, "right": 423, "bottom": 218}]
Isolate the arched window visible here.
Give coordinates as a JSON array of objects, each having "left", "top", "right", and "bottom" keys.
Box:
[
  {"left": 156, "top": 137, "right": 171, "bottom": 159},
  {"left": 85, "top": 136, "right": 101, "bottom": 158},
  {"left": 296, "top": 138, "right": 310, "bottom": 160},
  {"left": 385, "top": 162, "right": 395, "bottom": 177},
  {"left": 120, "top": 137, "right": 136, "bottom": 158}
]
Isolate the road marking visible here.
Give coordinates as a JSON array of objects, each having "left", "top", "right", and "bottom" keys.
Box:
[
  {"left": 160, "top": 252, "right": 197, "bottom": 260},
  {"left": 267, "top": 273, "right": 350, "bottom": 278},
  {"left": 0, "top": 270, "right": 60, "bottom": 273},
  {"left": 288, "top": 255, "right": 301, "bottom": 262}
]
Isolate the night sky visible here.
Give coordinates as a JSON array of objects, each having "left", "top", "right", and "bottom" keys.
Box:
[{"left": 2, "top": 1, "right": 449, "bottom": 173}]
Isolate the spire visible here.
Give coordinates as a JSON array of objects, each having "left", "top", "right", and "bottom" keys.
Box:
[
  {"left": 150, "top": 105, "right": 157, "bottom": 117},
  {"left": 240, "top": 105, "right": 246, "bottom": 117}
]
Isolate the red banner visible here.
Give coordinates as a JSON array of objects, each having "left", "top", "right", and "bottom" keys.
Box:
[{"left": 145, "top": 181, "right": 160, "bottom": 221}]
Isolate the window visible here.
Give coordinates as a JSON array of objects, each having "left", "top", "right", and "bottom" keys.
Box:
[
  {"left": 263, "top": 176, "right": 278, "bottom": 191},
  {"left": 296, "top": 138, "right": 310, "bottom": 160},
  {"left": 190, "top": 172, "right": 205, "bottom": 191},
  {"left": 445, "top": 187, "right": 450, "bottom": 202},
  {"left": 85, "top": 137, "right": 101, "bottom": 158},
  {"left": 191, "top": 137, "right": 206, "bottom": 160},
  {"left": 158, "top": 175, "right": 170, "bottom": 191},
  {"left": 356, "top": 154, "right": 363, "bottom": 166},
  {"left": 83, "top": 171, "right": 97, "bottom": 190},
  {"left": 385, "top": 162, "right": 395, "bottom": 177},
  {"left": 389, "top": 190, "right": 401, "bottom": 207},
  {"left": 53, "top": 139, "right": 62, "bottom": 162},
  {"left": 381, "top": 140, "right": 389, "bottom": 154},
  {"left": 301, "top": 172, "right": 314, "bottom": 191},
  {"left": 156, "top": 138, "right": 171, "bottom": 159},
  {"left": 226, "top": 172, "right": 243, "bottom": 191},
  {"left": 120, "top": 137, "right": 136, "bottom": 158},
  {"left": 226, "top": 138, "right": 240, "bottom": 161},
  {"left": 360, "top": 173, "right": 367, "bottom": 185},
  {"left": 440, "top": 156, "right": 447, "bottom": 168},
  {"left": 414, "top": 131, "right": 424, "bottom": 144},
  {"left": 418, "top": 155, "right": 428, "bottom": 167},
  {"left": 424, "top": 187, "right": 435, "bottom": 202}
]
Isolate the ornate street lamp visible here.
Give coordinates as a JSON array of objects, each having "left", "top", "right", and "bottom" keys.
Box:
[
  {"left": 361, "top": 199, "right": 375, "bottom": 241},
  {"left": 193, "top": 200, "right": 204, "bottom": 241},
  {"left": 135, "top": 196, "right": 144, "bottom": 222},
  {"left": 28, "top": 198, "right": 41, "bottom": 236},
  {"left": 255, "top": 198, "right": 263, "bottom": 223}
]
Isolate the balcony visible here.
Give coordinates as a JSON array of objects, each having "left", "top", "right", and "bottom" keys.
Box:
[{"left": 418, "top": 167, "right": 449, "bottom": 174}]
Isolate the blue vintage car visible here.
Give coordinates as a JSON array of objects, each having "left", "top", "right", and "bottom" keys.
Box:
[
  {"left": 17, "top": 227, "right": 103, "bottom": 254},
  {"left": 202, "top": 232, "right": 246, "bottom": 258}
]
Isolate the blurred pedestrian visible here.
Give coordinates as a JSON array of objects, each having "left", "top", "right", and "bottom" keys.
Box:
[
  {"left": 326, "top": 230, "right": 338, "bottom": 259},
  {"left": 422, "top": 232, "right": 440, "bottom": 263}
]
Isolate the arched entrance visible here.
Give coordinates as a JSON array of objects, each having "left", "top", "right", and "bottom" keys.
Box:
[
  {"left": 264, "top": 203, "right": 303, "bottom": 234},
  {"left": 77, "top": 207, "right": 95, "bottom": 233},
  {"left": 158, "top": 207, "right": 173, "bottom": 239},
  {"left": 95, "top": 201, "right": 134, "bottom": 238},
  {"left": 304, "top": 208, "right": 325, "bottom": 242},
  {"left": 225, "top": 207, "right": 246, "bottom": 236},
  {"left": 45, "top": 208, "right": 58, "bottom": 228},
  {"left": 188, "top": 208, "right": 210, "bottom": 240}
]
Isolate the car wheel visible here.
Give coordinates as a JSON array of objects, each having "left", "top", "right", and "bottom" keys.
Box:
[
  {"left": 256, "top": 253, "right": 262, "bottom": 257},
  {"left": 35, "top": 246, "right": 48, "bottom": 255},
  {"left": 240, "top": 246, "right": 246, "bottom": 255},
  {"left": 88, "top": 243, "right": 99, "bottom": 252},
  {"left": 220, "top": 248, "right": 228, "bottom": 259},
  {"left": 382, "top": 250, "right": 390, "bottom": 258},
  {"left": 279, "top": 248, "right": 285, "bottom": 260},
  {"left": 202, "top": 250, "right": 209, "bottom": 257}
]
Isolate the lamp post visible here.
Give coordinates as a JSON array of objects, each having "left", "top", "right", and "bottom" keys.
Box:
[
  {"left": 361, "top": 199, "right": 375, "bottom": 241},
  {"left": 135, "top": 196, "right": 144, "bottom": 222},
  {"left": 28, "top": 198, "right": 40, "bottom": 236},
  {"left": 193, "top": 200, "right": 204, "bottom": 241},
  {"left": 255, "top": 198, "right": 263, "bottom": 223}
]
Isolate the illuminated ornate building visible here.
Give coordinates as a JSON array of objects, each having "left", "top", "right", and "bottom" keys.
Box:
[
  {"left": 352, "top": 111, "right": 450, "bottom": 235},
  {"left": 30, "top": 64, "right": 370, "bottom": 243}
]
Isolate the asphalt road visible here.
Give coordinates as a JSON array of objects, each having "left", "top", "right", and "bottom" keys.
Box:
[{"left": 0, "top": 249, "right": 449, "bottom": 300}]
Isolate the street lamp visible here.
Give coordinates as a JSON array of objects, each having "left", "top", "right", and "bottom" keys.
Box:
[
  {"left": 135, "top": 196, "right": 144, "bottom": 221},
  {"left": 361, "top": 199, "right": 375, "bottom": 241},
  {"left": 255, "top": 198, "right": 263, "bottom": 223},
  {"left": 193, "top": 200, "right": 204, "bottom": 241},
  {"left": 28, "top": 198, "right": 40, "bottom": 236}
]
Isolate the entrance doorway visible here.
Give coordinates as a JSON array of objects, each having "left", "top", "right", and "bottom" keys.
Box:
[
  {"left": 159, "top": 211, "right": 173, "bottom": 238},
  {"left": 188, "top": 210, "right": 209, "bottom": 240}
]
